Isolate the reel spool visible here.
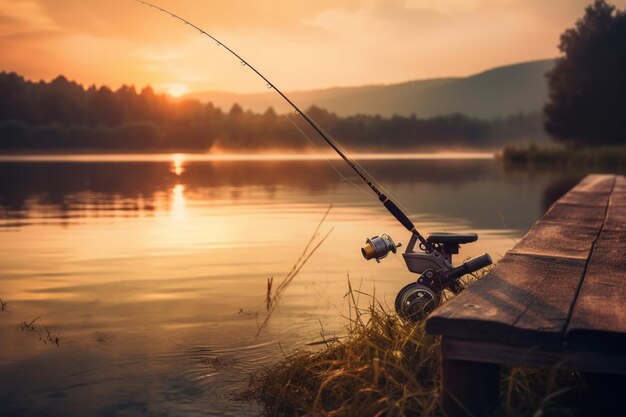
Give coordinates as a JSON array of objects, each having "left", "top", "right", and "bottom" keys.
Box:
[
  {"left": 361, "top": 234, "right": 401, "bottom": 263},
  {"left": 394, "top": 282, "right": 439, "bottom": 321}
]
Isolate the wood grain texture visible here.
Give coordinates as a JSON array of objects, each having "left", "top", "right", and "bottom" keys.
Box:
[
  {"left": 611, "top": 176, "right": 626, "bottom": 205},
  {"left": 427, "top": 253, "right": 586, "bottom": 346},
  {"left": 603, "top": 204, "right": 626, "bottom": 231},
  {"left": 568, "top": 193, "right": 626, "bottom": 351},
  {"left": 557, "top": 191, "right": 612, "bottom": 206},
  {"left": 540, "top": 202, "right": 607, "bottom": 228},
  {"left": 613, "top": 175, "right": 626, "bottom": 192},
  {"left": 555, "top": 174, "right": 613, "bottom": 206},
  {"left": 510, "top": 221, "right": 599, "bottom": 260},
  {"left": 569, "top": 174, "right": 615, "bottom": 193}
]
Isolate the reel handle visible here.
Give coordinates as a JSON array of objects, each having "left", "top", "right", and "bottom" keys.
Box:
[
  {"left": 445, "top": 253, "right": 493, "bottom": 282},
  {"left": 417, "top": 253, "right": 493, "bottom": 293}
]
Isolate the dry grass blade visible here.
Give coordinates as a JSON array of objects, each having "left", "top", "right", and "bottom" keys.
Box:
[
  {"left": 273, "top": 204, "right": 333, "bottom": 296},
  {"left": 256, "top": 205, "right": 333, "bottom": 337},
  {"left": 266, "top": 277, "right": 273, "bottom": 311}
]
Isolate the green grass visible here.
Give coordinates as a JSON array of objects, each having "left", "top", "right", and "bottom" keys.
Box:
[
  {"left": 500, "top": 144, "right": 626, "bottom": 170},
  {"left": 249, "top": 285, "right": 592, "bottom": 417}
]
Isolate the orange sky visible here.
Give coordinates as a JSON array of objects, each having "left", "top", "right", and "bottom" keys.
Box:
[{"left": 1, "top": 0, "right": 625, "bottom": 95}]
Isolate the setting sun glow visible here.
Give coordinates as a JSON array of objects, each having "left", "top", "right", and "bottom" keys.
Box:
[{"left": 164, "top": 84, "right": 189, "bottom": 97}]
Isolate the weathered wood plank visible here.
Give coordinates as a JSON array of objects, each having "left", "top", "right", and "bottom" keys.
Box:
[
  {"left": 614, "top": 175, "right": 626, "bottom": 192},
  {"left": 611, "top": 177, "right": 626, "bottom": 205},
  {"left": 557, "top": 191, "right": 612, "bottom": 206},
  {"left": 593, "top": 229, "right": 626, "bottom": 251},
  {"left": 511, "top": 174, "right": 610, "bottom": 259},
  {"left": 568, "top": 195, "right": 626, "bottom": 351},
  {"left": 441, "top": 337, "right": 626, "bottom": 375},
  {"left": 510, "top": 257, "right": 586, "bottom": 345},
  {"left": 510, "top": 221, "right": 599, "bottom": 260},
  {"left": 540, "top": 174, "right": 616, "bottom": 230},
  {"left": 612, "top": 192, "right": 626, "bottom": 205},
  {"left": 603, "top": 204, "right": 626, "bottom": 231},
  {"left": 569, "top": 174, "right": 615, "bottom": 193},
  {"left": 427, "top": 253, "right": 586, "bottom": 346},
  {"left": 540, "top": 202, "right": 607, "bottom": 228},
  {"left": 556, "top": 175, "right": 613, "bottom": 206}
]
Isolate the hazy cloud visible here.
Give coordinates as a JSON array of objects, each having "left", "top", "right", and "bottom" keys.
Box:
[
  {"left": 30, "top": 0, "right": 363, "bottom": 38},
  {"left": 0, "top": 12, "right": 21, "bottom": 27},
  {"left": 3, "top": 0, "right": 626, "bottom": 93},
  {"left": 0, "top": 29, "right": 64, "bottom": 41}
]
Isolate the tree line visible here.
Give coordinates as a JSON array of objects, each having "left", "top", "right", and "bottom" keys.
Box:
[{"left": 0, "top": 71, "right": 547, "bottom": 152}]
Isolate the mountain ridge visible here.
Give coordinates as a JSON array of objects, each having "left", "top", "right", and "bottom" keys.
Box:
[{"left": 187, "top": 59, "right": 555, "bottom": 119}]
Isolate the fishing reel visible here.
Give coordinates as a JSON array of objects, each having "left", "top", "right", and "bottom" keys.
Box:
[
  {"left": 361, "top": 234, "right": 401, "bottom": 263},
  {"left": 362, "top": 232, "right": 492, "bottom": 321}
]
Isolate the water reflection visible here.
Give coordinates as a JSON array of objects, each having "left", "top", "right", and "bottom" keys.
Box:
[
  {"left": 171, "top": 153, "right": 186, "bottom": 176},
  {"left": 171, "top": 184, "right": 186, "bottom": 219},
  {"left": 0, "top": 158, "right": 566, "bottom": 230},
  {"left": 0, "top": 155, "right": 601, "bottom": 417}
]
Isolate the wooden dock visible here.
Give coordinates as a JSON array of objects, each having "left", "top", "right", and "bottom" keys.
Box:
[{"left": 426, "top": 174, "right": 626, "bottom": 417}]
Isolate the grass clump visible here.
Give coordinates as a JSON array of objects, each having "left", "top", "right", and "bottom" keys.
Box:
[
  {"left": 252, "top": 295, "right": 441, "bottom": 417},
  {"left": 250, "top": 284, "right": 592, "bottom": 417},
  {"left": 500, "top": 144, "right": 626, "bottom": 170}
]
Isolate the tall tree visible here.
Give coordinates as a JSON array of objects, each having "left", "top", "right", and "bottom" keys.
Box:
[{"left": 544, "top": 0, "right": 626, "bottom": 146}]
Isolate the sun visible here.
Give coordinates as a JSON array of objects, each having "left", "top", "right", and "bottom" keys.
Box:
[{"left": 165, "top": 83, "right": 189, "bottom": 97}]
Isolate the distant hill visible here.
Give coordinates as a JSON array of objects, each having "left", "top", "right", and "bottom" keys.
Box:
[{"left": 187, "top": 59, "right": 555, "bottom": 119}]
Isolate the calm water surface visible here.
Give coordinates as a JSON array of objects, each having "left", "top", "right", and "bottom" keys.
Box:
[{"left": 0, "top": 154, "right": 585, "bottom": 416}]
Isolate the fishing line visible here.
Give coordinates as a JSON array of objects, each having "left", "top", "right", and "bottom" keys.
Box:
[
  {"left": 309, "top": 121, "right": 418, "bottom": 220},
  {"left": 133, "top": 0, "right": 436, "bottom": 253},
  {"left": 283, "top": 105, "right": 414, "bottom": 218},
  {"left": 290, "top": 115, "right": 419, "bottom": 223},
  {"left": 283, "top": 114, "right": 374, "bottom": 199}
]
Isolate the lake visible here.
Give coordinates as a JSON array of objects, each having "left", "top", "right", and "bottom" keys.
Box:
[{"left": 0, "top": 153, "right": 586, "bottom": 416}]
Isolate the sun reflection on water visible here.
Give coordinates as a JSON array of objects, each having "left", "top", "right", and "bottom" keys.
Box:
[
  {"left": 171, "top": 184, "right": 186, "bottom": 219},
  {"left": 171, "top": 153, "right": 186, "bottom": 176}
]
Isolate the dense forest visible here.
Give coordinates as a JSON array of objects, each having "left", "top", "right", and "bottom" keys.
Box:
[{"left": 0, "top": 71, "right": 547, "bottom": 152}]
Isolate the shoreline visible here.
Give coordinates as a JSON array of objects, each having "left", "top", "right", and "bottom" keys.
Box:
[
  {"left": 0, "top": 151, "right": 495, "bottom": 163},
  {"left": 500, "top": 145, "right": 626, "bottom": 169}
]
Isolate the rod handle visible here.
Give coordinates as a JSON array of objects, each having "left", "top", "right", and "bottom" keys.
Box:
[{"left": 379, "top": 194, "right": 415, "bottom": 233}]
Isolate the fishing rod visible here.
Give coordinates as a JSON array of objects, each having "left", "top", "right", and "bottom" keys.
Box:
[
  {"left": 133, "top": 0, "right": 434, "bottom": 252},
  {"left": 134, "top": 0, "right": 492, "bottom": 320}
]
